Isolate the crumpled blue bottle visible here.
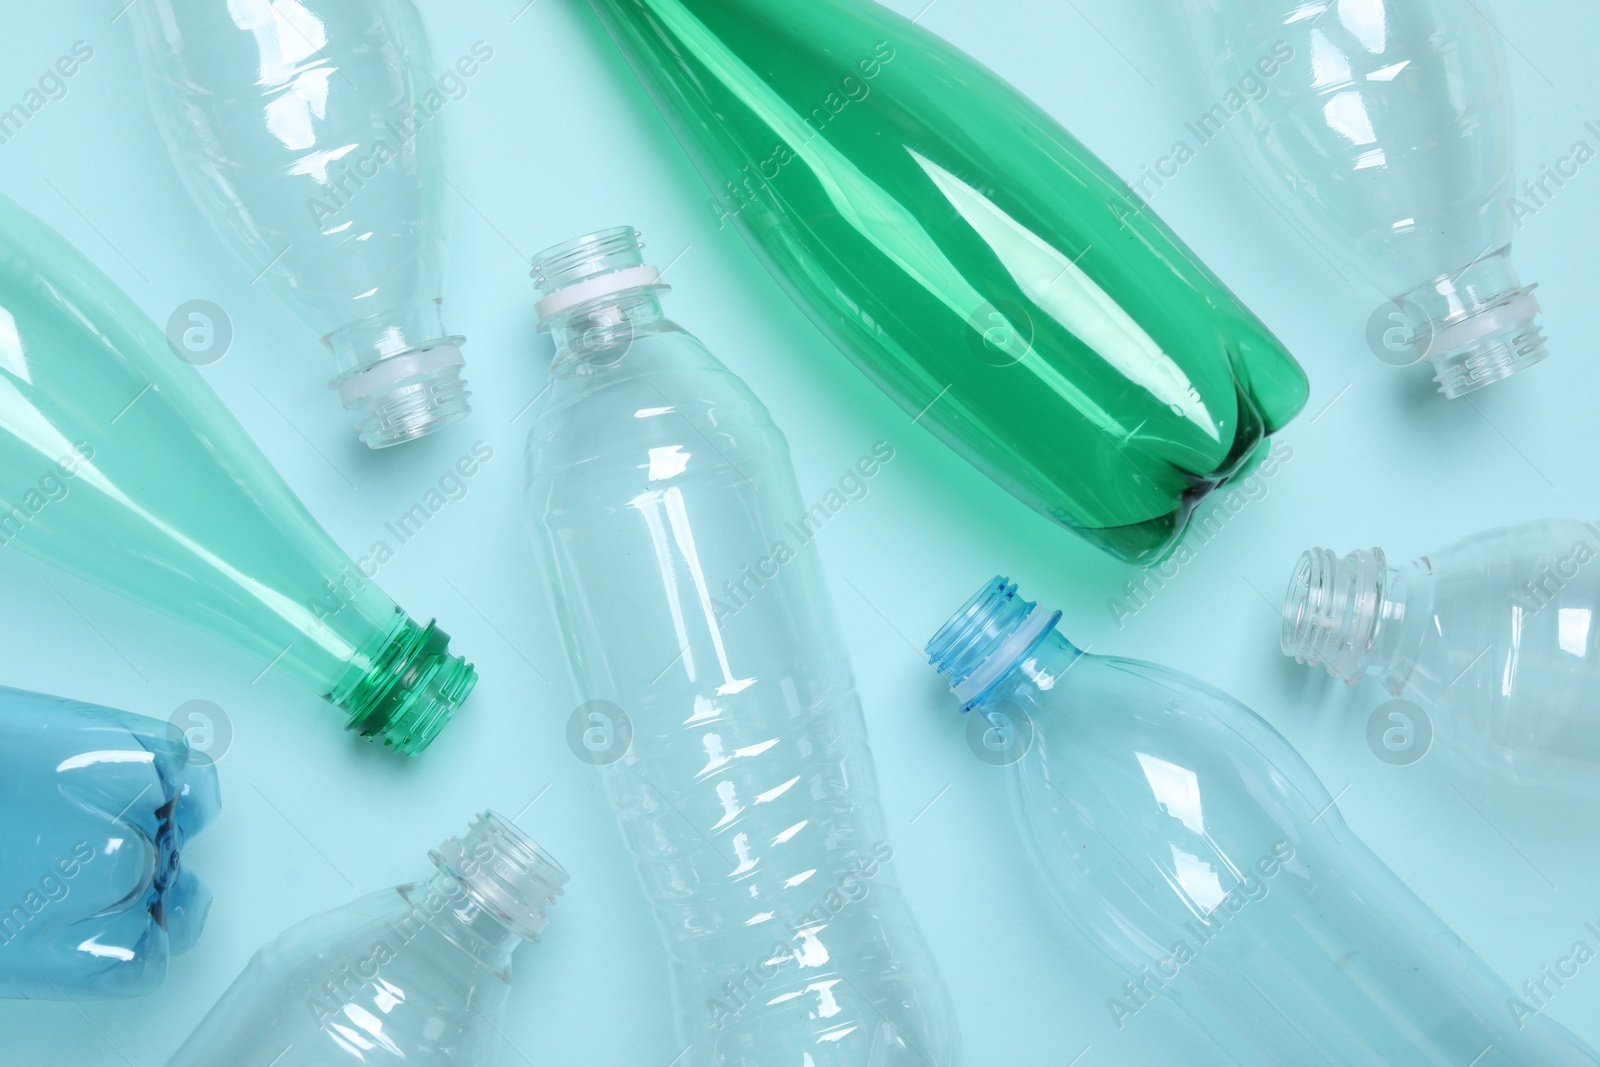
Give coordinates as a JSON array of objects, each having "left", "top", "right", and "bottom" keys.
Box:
[
  {"left": 926, "top": 577, "right": 1600, "bottom": 1066},
  {"left": 0, "top": 685, "right": 218, "bottom": 999}
]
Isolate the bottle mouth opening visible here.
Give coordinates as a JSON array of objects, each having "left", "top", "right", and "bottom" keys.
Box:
[
  {"left": 927, "top": 576, "right": 1060, "bottom": 708},
  {"left": 434, "top": 811, "right": 569, "bottom": 940}
]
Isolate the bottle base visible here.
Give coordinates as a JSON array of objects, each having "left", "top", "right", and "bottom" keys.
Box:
[{"left": 336, "top": 614, "right": 477, "bottom": 754}]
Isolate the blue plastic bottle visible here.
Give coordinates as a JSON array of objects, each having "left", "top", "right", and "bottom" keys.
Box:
[
  {"left": 0, "top": 686, "right": 218, "bottom": 1000},
  {"left": 926, "top": 577, "right": 1600, "bottom": 1066}
]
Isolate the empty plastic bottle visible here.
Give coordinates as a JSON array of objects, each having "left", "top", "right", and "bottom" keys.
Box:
[
  {"left": 0, "top": 685, "right": 218, "bottom": 1000},
  {"left": 1284, "top": 519, "right": 1600, "bottom": 791},
  {"left": 129, "top": 0, "right": 474, "bottom": 447},
  {"left": 927, "top": 576, "right": 1600, "bottom": 1066},
  {"left": 582, "top": 0, "right": 1309, "bottom": 564},
  {"left": 524, "top": 228, "right": 960, "bottom": 1065},
  {"left": 1179, "top": 0, "right": 1546, "bottom": 397},
  {"left": 167, "top": 811, "right": 564, "bottom": 1066},
  {"left": 0, "top": 191, "right": 475, "bottom": 754}
]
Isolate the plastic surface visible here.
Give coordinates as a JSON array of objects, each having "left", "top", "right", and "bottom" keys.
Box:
[
  {"left": 0, "top": 191, "right": 475, "bottom": 754},
  {"left": 167, "top": 812, "right": 565, "bottom": 1066},
  {"left": 128, "top": 0, "right": 474, "bottom": 447},
  {"left": 1179, "top": 0, "right": 1547, "bottom": 397},
  {"left": 0, "top": 686, "right": 217, "bottom": 1000},
  {"left": 928, "top": 577, "right": 1600, "bottom": 1067},
  {"left": 1285, "top": 518, "right": 1600, "bottom": 791},
  {"left": 524, "top": 230, "right": 960, "bottom": 1065},
  {"left": 583, "top": 0, "right": 1309, "bottom": 563}
]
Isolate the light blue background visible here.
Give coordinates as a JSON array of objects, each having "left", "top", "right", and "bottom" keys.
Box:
[{"left": 2, "top": 0, "right": 1599, "bottom": 1063}]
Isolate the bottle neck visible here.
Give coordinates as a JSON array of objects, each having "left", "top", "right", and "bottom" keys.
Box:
[
  {"left": 926, "top": 577, "right": 1081, "bottom": 709},
  {"left": 546, "top": 290, "right": 668, "bottom": 374},
  {"left": 324, "top": 302, "right": 469, "bottom": 448},
  {"left": 1281, "top": 548, "right": 1417, "bottom": 686},
  {"left": 396, "top": 812, "right": 568, "bottom": 972},
  {"left": 1398, "top": 250, "right": 1546, "bottom": 399}
]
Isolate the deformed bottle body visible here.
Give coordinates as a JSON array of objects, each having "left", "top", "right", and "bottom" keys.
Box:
[
  {"left": 1284, "top": 518, "right": 1600, "bottom": 791},
  {"left": 525, "top": 230, "right": 960, "bottom": 1064},
  {"left": 0, "top": 191, "right": 475, "bottom": 754},
  {"left": 1179, "top": 0, "right": 1546, "bottom": 397},
  {"left": 129, "top": 0, "right": 473, "bottom": 447},
  {"left": 928, "top": 577, "right": 1600, "bottom": 1067},
  {"left": 584, "top": 0, "right": 1309, "bottom": 563},
  {"left": 0, "top": 685, "right": 218, "bottom": 1000},
  {"left": 167, "top": 812, "right": 565, "bottom": 1067}
]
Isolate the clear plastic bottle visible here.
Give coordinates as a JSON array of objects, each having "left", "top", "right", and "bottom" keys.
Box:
[
  {"left": 1179, "top": 0, "right": 1546, "bottom": 397},
  {"left": 928, "top": 576, "right": 1600, "bottom": 1066},
  {"left": 1284, "top": 519, "right": 1600, "bottom": 791},
  {"left": 0, "top": 685, "right": 218, "bottom": 1000},
  {"left": 129, "top": 0, "right": 473, "bottom": 447},
  {"left": 0, "top": 190, "right": 476, "bottom": 754},
  {"left": 167, "top": 812, "right": 565, "bottom": 1066},
  {"left": 524, "top": 229, "right": 960, "bottom": 1065}
]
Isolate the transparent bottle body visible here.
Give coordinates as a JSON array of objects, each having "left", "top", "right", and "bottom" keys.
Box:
[
  {"left": 0, "top": 686, "right": 218, "bottom": 1000},
  {"left": 584, "top": 0, "right": 1308, "bottom": 563},
  {"left": 168, "top": 883, "right": 513, "bottom": 1067},
  {"left": 1179, "top": 0, "right": 1544, "bottom": 394},
  {"left": 526, "top": 299, "right": 959, "bottom": 1064},
  {"left": 129, "top": 0, "right": 470, "bottom": 443},
  {"left": 937, "top": 602, "right": 1599, "bottom": 1065},
  {"left": 0, "top": 191, "right": 474, "bottom": 753},
  {"left": 1294, "top": 519, "right": 1600, "bottom": 791}
]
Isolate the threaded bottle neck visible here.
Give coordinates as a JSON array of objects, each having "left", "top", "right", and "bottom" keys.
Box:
[
  {"left": 1281, "top": 547, "right": 1402, "bottom": 684},
  {"left": 334, "top": 612, "right": 477, "bottom": 755},
  {"left": 428, "top": 811, "right": 567, "bottom": 943},
  {"left": 1399, "top": 251, "right": 1548, "bottom": 399},
  {"left": 926, "top": 576, "right": 1068, "bottom": 708}
]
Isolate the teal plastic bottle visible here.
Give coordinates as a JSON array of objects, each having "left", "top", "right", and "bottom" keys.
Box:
[
  {"left": 167, "top": 812, "right": 564, "bottom": 1066},
  {"left": 0, "top": 192, "right": 475, "bottom": 753},
  {"left": 0, "top": 685, "right": 217, "bottom": 1000},
  {"left": 582, "top": 0, "right": 1309, "bottom": 562},
  {"left": 927, "top": 577, "right": 1600, "bottom": 1066}
]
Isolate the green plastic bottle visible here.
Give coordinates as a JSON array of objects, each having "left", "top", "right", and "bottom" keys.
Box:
[
  {"left": 0, "top": 193, "right": 475, "bottom": 754},
  {"left": 583, "top": 0, "right": 1309, "bottom": 562}
]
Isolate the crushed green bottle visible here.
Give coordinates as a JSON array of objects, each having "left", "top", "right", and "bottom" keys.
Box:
[
  {"left": 0, "top": 192, "right": 474, "bottom": 754},
  {"left": 584, "top": 0, "right": 1309, "bottom": 562}
]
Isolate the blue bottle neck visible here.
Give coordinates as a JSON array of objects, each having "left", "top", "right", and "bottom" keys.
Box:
[{"left": 927, "top": 577, "right": 1081, "bottom": 709}]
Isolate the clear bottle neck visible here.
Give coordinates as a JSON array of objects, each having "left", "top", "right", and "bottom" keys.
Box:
[
  {"left": 323, "top": 301, "right": 469, "bottom": 448},
  {"left": 1281, "top": 548, "right": 1422, "bottom": 688},
  {"left": 926, "top": 577, "right": 1081, "bottom": 709},
  {"left": 397, "top": 812, "right": 568, "bottom": 973},
  {"left": 532, "top": 226, "right": 672, "bottom": 375}
]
